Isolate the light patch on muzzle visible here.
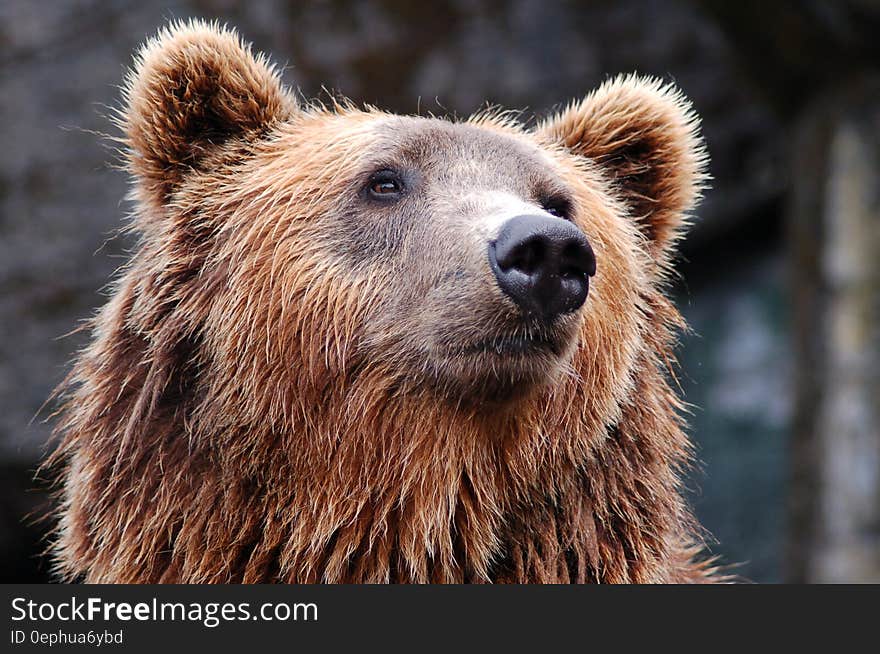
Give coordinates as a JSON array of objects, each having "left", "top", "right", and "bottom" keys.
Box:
[{"left": 464, "top": 191, "right": 552, "bottom": 243}]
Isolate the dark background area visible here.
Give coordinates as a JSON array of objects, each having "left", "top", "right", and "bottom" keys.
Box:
[{"left": 2, "top": 0, "right": 878, "bottom": 583}]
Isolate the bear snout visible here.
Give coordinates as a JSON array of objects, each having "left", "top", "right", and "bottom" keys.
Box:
[{"left": 488, "top": 214, "right": 596, "bottom": 322}]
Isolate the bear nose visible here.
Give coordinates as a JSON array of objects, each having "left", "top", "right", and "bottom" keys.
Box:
[{"left": 489, "top": 214, "right": 596, "bottom": 321}]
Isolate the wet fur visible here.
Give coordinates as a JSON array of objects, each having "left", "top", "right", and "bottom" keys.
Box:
[{"left": 48, "top": 21, "right": 718, "bottom": 583}]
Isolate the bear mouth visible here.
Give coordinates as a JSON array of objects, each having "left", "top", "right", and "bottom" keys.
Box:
[
  {"left": 426, "top": 329, "right": 573, "bottom": 403},
  {"left": 463, "top": 333, "right": 561, "bottom": 356},
  {"left": 416, "top": 324, "right": 579, "bottom": 404}
]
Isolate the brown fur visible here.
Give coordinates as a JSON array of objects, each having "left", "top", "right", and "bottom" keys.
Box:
[{"left": 48, "top": 20, "right": 718, "bottom": 583}]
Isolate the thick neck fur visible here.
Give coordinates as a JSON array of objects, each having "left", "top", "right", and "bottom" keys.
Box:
[{"left": 49, "top": 255, "right": 713, "bottom": 584}]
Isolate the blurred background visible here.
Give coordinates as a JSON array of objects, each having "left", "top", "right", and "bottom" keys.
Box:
[{"left": 1, "top": 0, "right": 878, "bottom": 583}]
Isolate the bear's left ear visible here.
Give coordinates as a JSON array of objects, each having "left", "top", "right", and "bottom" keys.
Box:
[
  {"left": 534, "top": 75, "right": 708, "bottom": 262},
  {"left": 121, "top": 20, "right": 297, "bottom": 206}
]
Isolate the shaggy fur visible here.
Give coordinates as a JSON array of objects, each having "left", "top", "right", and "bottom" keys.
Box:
[{"left": 48, "top": 20, "right": 717, "bottom": 583}]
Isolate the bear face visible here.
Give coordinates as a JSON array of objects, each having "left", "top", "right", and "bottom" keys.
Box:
[
  {"left": 322, "top": 118, "right": 600, "bottom": 402},
  {"left": 50, "top": 20, "right": 714, "bottom": 583},
  {"left": 215, "top": 114, "right": 641, "bottom": 405}
]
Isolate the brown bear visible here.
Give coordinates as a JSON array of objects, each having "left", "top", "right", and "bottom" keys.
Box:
[{"left": 48, "top": 20, "right": 719, "bottom": 583}]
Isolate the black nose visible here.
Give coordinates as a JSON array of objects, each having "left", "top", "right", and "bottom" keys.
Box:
[{"left": 489, "top": 214, "right": 596, "bottom": 321}]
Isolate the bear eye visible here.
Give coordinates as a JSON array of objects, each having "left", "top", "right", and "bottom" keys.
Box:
[
  {"left": 541, "top": 196, "right": 572, "bottom": 220},
  {"left": 367, "top": 169, "right": 404, "bottom": 199}
]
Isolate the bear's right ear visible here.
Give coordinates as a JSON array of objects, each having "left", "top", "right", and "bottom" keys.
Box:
[{"left": 121, "top": 20, "right": 296, "bottom": 204}]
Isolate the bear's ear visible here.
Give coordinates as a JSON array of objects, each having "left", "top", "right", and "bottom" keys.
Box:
[
  {"left": 534, "top": 75, "right": 708, "bottom": 262},
  {"left": 121, "top": 20, "right": 296, "bottom": 204}
]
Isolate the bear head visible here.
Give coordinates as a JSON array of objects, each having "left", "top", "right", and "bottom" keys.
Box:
[{"left": 121, "top": 21, "right": 705, "bottom": 412}]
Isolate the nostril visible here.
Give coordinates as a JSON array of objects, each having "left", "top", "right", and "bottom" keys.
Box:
[
  {"left": 561, "top": 238, "right": 597, "bottom": 278},
  {"left": 503, "top": 236, "right": 546, "bottom": 275}
]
